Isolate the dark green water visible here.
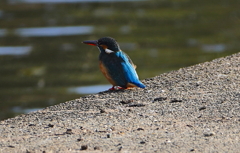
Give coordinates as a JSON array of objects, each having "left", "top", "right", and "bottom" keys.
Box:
[{"left": 0, "top": 0, "right": 239, "bottom": 120}]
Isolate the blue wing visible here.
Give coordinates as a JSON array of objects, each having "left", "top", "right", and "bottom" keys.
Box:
[
  {"left": 99, "top": 51, "right": 145, "bottom": 88},
  {"left": 115, "top": 51, "right": 145, "bottom": 88}
]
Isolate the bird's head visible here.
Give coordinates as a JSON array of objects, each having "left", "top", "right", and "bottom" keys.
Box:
[{"left": 83, "top": 37, "right": 120, "bottom": 54}]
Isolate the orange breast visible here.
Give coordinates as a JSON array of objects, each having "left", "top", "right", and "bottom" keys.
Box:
[{"left": 99, "top": 61, "right": 117, "bottom": 86}]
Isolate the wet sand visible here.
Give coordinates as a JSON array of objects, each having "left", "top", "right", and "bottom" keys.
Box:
[{"left": 0, "top": 53, "right": 240, "bottom": 152}]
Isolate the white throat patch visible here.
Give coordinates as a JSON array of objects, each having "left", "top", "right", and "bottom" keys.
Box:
[{"left": 105, "top": 48, "right": 114, "bottom": 54}]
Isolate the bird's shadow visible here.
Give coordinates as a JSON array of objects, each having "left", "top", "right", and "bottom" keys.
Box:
[{"left": 98, "top": 89, "right": 126, "bottom": 94}]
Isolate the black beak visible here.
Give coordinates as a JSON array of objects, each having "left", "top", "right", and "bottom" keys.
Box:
[{"left": 82, "top": 40, "right": 98, "bottom": 46}]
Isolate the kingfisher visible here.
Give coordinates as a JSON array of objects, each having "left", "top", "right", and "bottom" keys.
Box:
[{"left": 82, "top": 37, "right": 145, "bottom": 90}]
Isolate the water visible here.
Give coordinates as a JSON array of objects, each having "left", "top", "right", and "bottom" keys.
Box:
[
  {"left": 0, "top": 29, "right": 7, "bottom": 37},
  {"left": 68, "top": 85, "right": 112, "bottom": 94},
  {"left": 0, "top": 0, "right": 239, "bottom": 120},
  {"left": 12, "top": 107, "right": 42, "bottom": 114},
  {"left": 14, "top": 26, "right": 94, "bottom": 37},
  {"left": 201, "top": 44, "right": 226, "bottom": 53},
  {"left": 0, "top": 46, "right": 32, "bottom": 55},
  {"left": 9, "top": 0, "right": 147, "bottom": 4}
]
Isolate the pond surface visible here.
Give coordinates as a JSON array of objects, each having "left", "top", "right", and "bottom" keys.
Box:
[{"left": 0, "top": 0, "right": 239, "bottom": 120}]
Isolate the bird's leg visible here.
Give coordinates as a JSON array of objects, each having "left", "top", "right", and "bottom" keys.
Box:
[{"left": 108, "top": 86, "right": 116, "bottom": 90}]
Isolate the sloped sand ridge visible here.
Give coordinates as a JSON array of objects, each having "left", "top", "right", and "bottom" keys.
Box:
[{"left": 1, "top": 53, "right": 240, "bottom": 152}]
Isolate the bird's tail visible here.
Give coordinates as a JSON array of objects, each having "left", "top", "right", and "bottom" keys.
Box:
[
  {"left": 127, "top": 81, "right": 146, "bottom": 88},
  {"left": 136, "top": 82, "right": 146, "bottom": 88}
]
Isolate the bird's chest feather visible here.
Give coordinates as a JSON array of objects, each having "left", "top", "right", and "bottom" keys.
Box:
[
  {"left": 99, "top": 53, "right": 123, "bottom": 70},
  {"left": 99, "top": 53, "right": 124, "bottom": 85}
]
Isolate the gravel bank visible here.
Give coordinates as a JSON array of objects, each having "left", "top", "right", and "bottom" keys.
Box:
[{"left": 0, "top": 53, "right": 240, "bottom": 152}]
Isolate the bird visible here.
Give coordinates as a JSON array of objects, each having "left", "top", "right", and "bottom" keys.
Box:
[{"left": 82, "top": 37, "right": 145, "bottom": 90}]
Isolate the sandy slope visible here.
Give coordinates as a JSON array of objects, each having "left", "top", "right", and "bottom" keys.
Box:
[{"left": 0, "top": 53, "right": 240, "bottom": 152}]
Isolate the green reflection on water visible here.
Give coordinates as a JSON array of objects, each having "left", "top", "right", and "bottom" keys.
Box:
[{"left": 0, "top": 0, "right": 240, "bottom": 120}]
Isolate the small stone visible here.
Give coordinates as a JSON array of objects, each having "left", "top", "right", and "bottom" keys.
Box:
[
  {"left": 66, "top": 129, "right": 73, "bottom": 134},
  {"left": 120, "top": 100, "right": 133, "bottom": 104},
  {"left": 128, "top": 103, "right": 145, "bottom": 107},
  {"left": 118, "top": 146, "right": 123, "bottom": 151},
  {"left": 170, "top": 99, "right": 182, "bottom": 103},
  {"left": 199, "top": 106, "right": 207, "bottom": 111},
  {"left": 203, "top": 129, "right": 215, "bottom": 137},
  {"left": 203, "top": 132, "right": 215, "bottom": 137},
  {"left": 77, "top": 138, "right": 83, "bottom": 141},
  {"left": 8, "top": 145, "right": 15, "bottom": 148},
  {"left": 140, "top": 141, "right": 146, "bottom": 144},
  {"left": 100, "top": 109, "right": 106, "bottom": 113},
  {"left": 94, "top": 146, "right": 100, "bottom": 150},
  {"left": 153, "top": 97, "right": 167, "bottom": 102},
  {"left": 81, "top": 145, "right": 88, "bottom": 150},
  {"left": 48, "top": 124, "right": 54, "bottom": 128},
  {"left": 137, "top": 128, "right": 144, "bottom": 131},
  {"left": 107, "top": 133, "right": 111, "bottom": 138}
]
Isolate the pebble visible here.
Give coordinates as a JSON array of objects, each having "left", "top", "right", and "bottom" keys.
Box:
[
  {"left": 65, "top": 129, "right": 73, "bottom": 135},
  {"left": 80, "top": 145, "right": 88, "bottom": 150}
]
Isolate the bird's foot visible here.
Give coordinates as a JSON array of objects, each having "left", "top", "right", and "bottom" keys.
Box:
[{"left": 108, "top": 86, "right": 126, "bottom": 90}]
